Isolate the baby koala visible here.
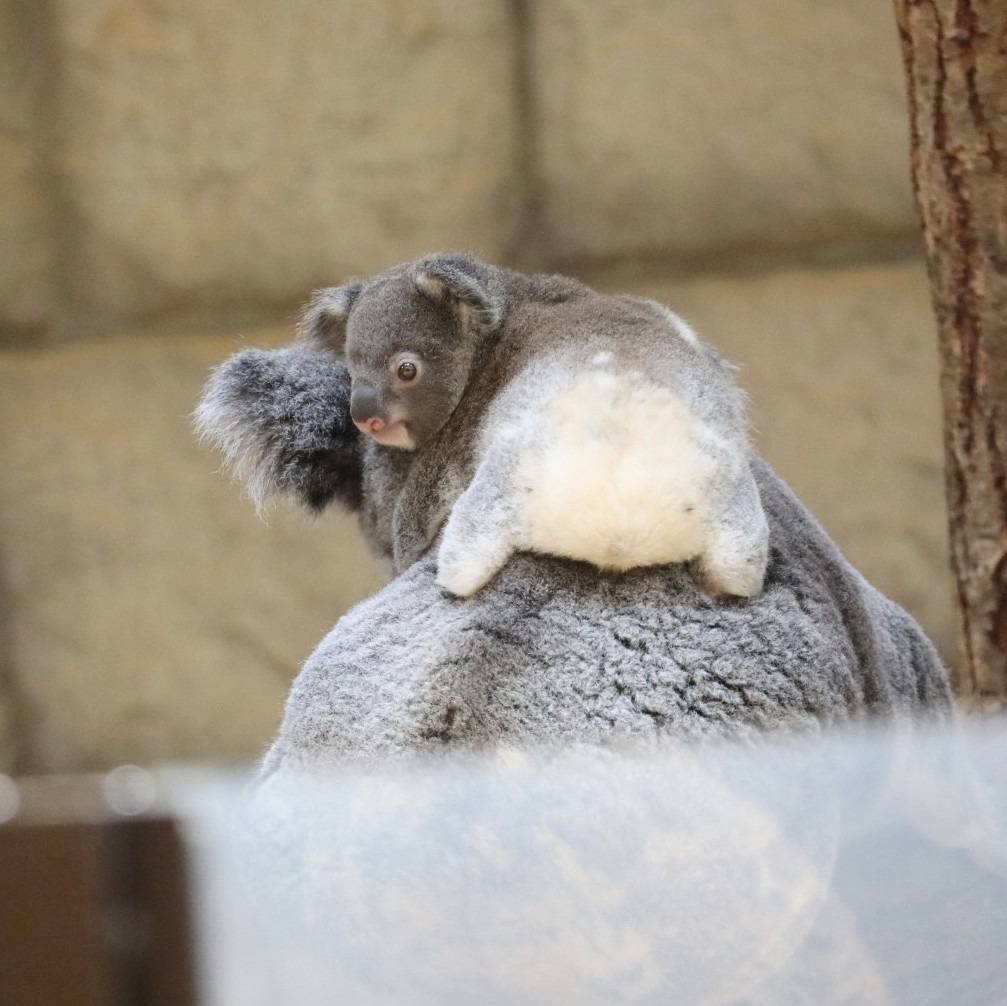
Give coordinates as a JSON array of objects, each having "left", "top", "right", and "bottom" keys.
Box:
[{"left": 302, "top": 253, "right": 769, "bottom": 599}]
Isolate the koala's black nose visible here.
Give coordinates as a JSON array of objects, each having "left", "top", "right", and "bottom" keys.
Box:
[{"left": 350, "top": 385, "right": 383, "bottom": 425}]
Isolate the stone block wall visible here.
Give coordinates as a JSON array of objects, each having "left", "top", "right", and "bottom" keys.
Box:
[
  {"left": 55, "top": 1, "right": 521, "bottom": 325},
  {"left": 0, "top": 3, "right": 52, "bottom": 335},
  {"left": 528, "top": 0, "right": 918, "bottom": 264},
  {"left": 0, "top": 1, "right": 951, "bottom": 772}
]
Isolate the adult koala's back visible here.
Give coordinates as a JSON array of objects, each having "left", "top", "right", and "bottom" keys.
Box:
[
  {"left": 261, "top": 457, "right": 950, "bottom": 770},
  {"left": 195, "top": 302, "right": 951, "bottom": 772}
]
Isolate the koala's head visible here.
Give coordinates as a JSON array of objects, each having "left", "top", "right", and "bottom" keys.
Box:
[{"left": 301, "top": 253, "right": 504, "bottom": 451}]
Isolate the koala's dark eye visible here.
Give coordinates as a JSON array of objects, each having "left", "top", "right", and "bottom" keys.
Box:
[{"left": 397, "top": 361, "right": 418, "bottom": 382}]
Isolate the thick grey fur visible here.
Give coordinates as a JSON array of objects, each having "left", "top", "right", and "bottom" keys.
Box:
[
  {"left": 194, "top": 302, "right": 952, "bottom": 773},
  {"left": 302, "top": 254, "right": 769, "bottom": 598}
]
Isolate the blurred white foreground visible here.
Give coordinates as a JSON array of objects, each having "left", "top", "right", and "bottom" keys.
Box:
[{"left": 164, "top": 722, "right": 1007, "bottom": 1006}]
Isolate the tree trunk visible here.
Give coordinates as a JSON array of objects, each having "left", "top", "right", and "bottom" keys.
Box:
[{"left": 893, "top": 0, "right": 1007, "bottom": 707}]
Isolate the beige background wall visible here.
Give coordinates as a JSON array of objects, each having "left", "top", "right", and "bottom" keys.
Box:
[{"left": 0, "top": 0, "right": 951, "bottom": 773}]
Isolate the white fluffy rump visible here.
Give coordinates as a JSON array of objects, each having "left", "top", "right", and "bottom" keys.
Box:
[
  {"left": 439, "top": 346, "right": 765, "bottom": 599},
  {"left": 514, "top": 368, "right": 733, "bottom": 571}
]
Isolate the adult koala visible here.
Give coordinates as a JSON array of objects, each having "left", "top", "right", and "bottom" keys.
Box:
[{"left": 195, "top": 255, "right": 951, "bottom": 772}]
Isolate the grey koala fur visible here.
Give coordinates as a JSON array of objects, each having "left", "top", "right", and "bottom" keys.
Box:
[
  {"left": 194, "top": 326, "right": 952, "bottom": 772},
  {"left": 301, "top": 253, "right": 769, "bottom": 598}
]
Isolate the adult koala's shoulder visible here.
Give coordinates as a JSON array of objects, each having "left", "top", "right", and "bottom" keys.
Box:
[{"left": 194, "top": 258, "right": 952, "bottom": 770}]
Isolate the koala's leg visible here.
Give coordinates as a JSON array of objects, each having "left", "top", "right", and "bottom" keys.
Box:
[
  {"left": 436, "top": 456, "right": 521, "bottom": 599},
  {"left": 697, "top": 467, "right": 770, "bottom": 598}
]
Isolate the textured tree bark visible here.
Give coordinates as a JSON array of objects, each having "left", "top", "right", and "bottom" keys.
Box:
[{"left": 893, "top": 0, "right": 1007, "bottom": 706}]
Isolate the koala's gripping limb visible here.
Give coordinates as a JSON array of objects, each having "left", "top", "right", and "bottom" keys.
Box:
[
  {"left": 436, "top": 457, "right": 521, "bottom": 598},
  {"left": 696, "top": 468, "right": 770, "bottom": 598}
]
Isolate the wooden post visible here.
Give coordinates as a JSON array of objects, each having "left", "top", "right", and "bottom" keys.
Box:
[
  {"left": 0, "top": 777, "right": 196, "bottom": 1006},
  {"left": 893, "top": 0, "right": 1007, "bottom": 706}
]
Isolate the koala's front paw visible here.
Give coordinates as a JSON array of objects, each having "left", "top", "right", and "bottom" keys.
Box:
[
  {"left": 699, "top": 486, "right": 769, "bottom": 599},
  {"left": 436, "top": 484, "right": 517, "bottom": 598},
  {"left": 698, "top": 537, "right": 768, "bottom": 598},
  {"left": 700, "top": 560, "right": 765, "bottom": 599},
  {"left": 435, "top": 548, "right": 499, "bottom": 598},
  {"left": 436, "top": 525, "right": 517, "bottom": 598}
]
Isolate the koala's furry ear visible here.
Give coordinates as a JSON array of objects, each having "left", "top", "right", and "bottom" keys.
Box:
[
  {"left": 298, "top": 282, "right": 363, "bottom": 353},
  {"left": 194, "top": 343, "right": 363, "bottom": 514},
  {"left": 412, "top": 253, "right": 503, "bottom": 334}
]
